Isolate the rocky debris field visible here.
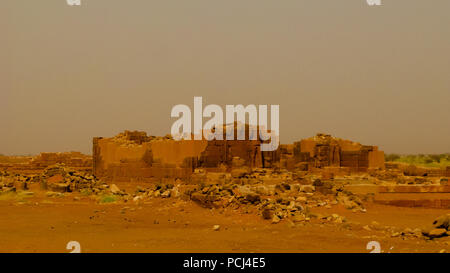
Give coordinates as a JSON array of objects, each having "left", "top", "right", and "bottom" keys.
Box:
[
  {"left": 0, "top": 165, "right": 107, "bottom": 198},
  {"left": 368, "top": 168, "right": 449, "bottom": 186},
  {"left": 1, "top": 164, "right": 450, "bottom": 252}
]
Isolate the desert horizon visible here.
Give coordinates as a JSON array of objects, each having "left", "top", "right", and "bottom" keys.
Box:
[{"left": 2, "top": 0, "right": 450, "bottom": 156}]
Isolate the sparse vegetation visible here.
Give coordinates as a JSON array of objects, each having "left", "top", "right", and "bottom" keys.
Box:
[
  {"left": 385, "top": 153, "right": 450, "bottom": 168},
  {"left": 99, "top": 194, "right": 118, "bottom": 203},
  {"left": 80, "top": 189, "right": 93, "bottom": 196}
]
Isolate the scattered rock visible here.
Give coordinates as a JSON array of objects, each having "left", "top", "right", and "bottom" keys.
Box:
[
  {"left": 299, "top": 185, "right": 315, "bottom": 193},
  {"left": 161, "top": 190, "right": 171, "bottom": 198},
  {"left": 261, "top": 208, "right": 273, "bottom": 220},
  {"left": 48, "top": 183, "right": 70, "bottom": 193},
  {"left": 245, "top": 193, "right": 260, "bottom": 204},
  {"left": 428, "top": 229, "right": 447, "bottom": 238},
  {"left": 110, "top": 184, "right": 120, "bottom": 194},
  {"left": 292, "top": 215, "right": 306, "bottom": 222},
  {"left": 363, "top": 225, "right": 372, "bottom": 231},
  {"left": 190, "top": 193, "right": 219, "bottom": 209},
  {"left": 272, "top": 215, "right": 281, "bottom": 224}
]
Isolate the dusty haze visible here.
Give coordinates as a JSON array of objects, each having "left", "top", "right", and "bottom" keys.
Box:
[{"left": 2, "top": 0, "right": 450, "bottom": 155}]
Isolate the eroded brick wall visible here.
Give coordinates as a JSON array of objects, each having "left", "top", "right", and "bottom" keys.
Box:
[
  {"left": 286, "top": 134, "right": 385, "bottom": 173},
  {"left": 93, "top": 130, "right": 277, "bottom": 181}
]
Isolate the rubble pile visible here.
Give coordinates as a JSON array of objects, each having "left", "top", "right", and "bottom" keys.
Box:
[
  {"left": 185, "top": 177, "right": 353, "bottom": 224},
  {"left": 111, "top": 131, "right": 172, "bottom": 147},
  {"left": 31, "top": 152, "right": 92, "bottom": 168},
  {"left": 0, "top": 165, "right": 109, "bottom": 196},
  {"left": 41, "top": 164, "right": 105, "bottom": 193},
  {"left": 367, "top": 165, "right": 449, "bottom": 186},
  {"left": 112, "top": 168, "right": 364, "bottom": 225},
  {"left": 368, "top": 169, "right": 403, "bottom": 182},
  {"left": 0, "top": 171, "right": 17, "bottom": 193},
  {"left": 0, "top": 170, "right": 39, "bottom": 193}
]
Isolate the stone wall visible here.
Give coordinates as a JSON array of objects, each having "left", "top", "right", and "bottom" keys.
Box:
[
  {"left": 93, "top": 131, "right": 385, "bottom": 181},
  {"left": 93, "top": 130, "right": 278, "bottom": 181},
  {"left": 287, "top": 134, "right": 385, "bottom": 173},
  {"left": 31, "top": 152, "right": 92, "bottom": 168},
  {"left": 0, "top": 152, "right": 92, "bottom": 175}
]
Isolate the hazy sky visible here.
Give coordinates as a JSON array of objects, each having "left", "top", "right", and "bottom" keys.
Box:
[{"left": 2, "top": 0, "right": 450, "bottom": 155}]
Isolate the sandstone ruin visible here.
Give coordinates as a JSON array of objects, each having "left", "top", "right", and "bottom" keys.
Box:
[
  {"left": 93, "top": 127, "right": 279, "bottom": 182},
  {"left": 280, "top": 133, "right": 385, "bottom": 174},
  {"left": 92, "top": 131, "right": 384, "bottom": 182}
]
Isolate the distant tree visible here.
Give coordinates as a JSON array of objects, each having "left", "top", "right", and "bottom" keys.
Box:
[{"left": 429, "top": 154, "right": 442, "bottom": 163}]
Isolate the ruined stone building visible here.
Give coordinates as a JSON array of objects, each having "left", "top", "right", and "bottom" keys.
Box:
[
  {"left": 281, "top": 133, "right": 385, "bottom": 173},
  {"left": 93, "top": 127, "right": 278, "bottom": 181},
  {"left": 93, "top": 129, "right": 385, "bottom": 182}
]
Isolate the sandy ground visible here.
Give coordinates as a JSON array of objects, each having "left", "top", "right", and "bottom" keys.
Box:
[{"left": 0, "top": 190, "right": 449, "bottom": 253}]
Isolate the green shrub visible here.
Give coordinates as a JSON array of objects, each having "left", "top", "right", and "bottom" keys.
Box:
[
  {"left": 386, "top": 153, "right": 450, "bottom": 168},
  {"left": 99, "top": 194, "right": 117, "bottom": 203}
]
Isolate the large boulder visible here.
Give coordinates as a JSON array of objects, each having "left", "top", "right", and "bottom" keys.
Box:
[
  {"left": 110, "top": 184, "right": 121, "bottom": 194},
  {"left": 190, "top": 192, "right": 220, "bottom": 209},
  {"left": 299, "top": 185, "right": 315, "bottom": 193},
  {"left": 337, "top": 192, "right": 364, "bottom": 210},
  {"left": 432, "top": 214, "right": 450, "bottom": 230},
  {"left": 428, "top": 229, "right": 447, "bottom": 238},
  {"left": 422, "top": 214, "right": 450, "bottom": 239},
  {"left": 245, "top": 193, "right": 261, "bottom": 204},
  {"left": 261, "top": 208, "right": 273, "bottom": 220},
  {"left": 48, "top": 182, "right": 71, "bottom": 193}
]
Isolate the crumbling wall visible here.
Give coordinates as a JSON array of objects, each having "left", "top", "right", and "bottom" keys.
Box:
[
  {"left": 93, "top": 130, "right": 276, "bottom": 181},
  {"left": 0, "top": 152, "right": 92, "bottom": 175},
  {"left": 368, "top": 147, "right": 385, "bottom": 169},
  {"left": 31, "top": 152, "right": 92, "bottom": 168},
  {"left": 93, "top": 131, "right": 385, "bottom": 181},
  {"left": 199, "top": 139, "right": 263, "bottom": 169},
  {"left": 286, "top": 134, "right": 385, "bottom": 173},
  {"left": 93, "top": 134, "right": 207, "bottom": 181}
]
